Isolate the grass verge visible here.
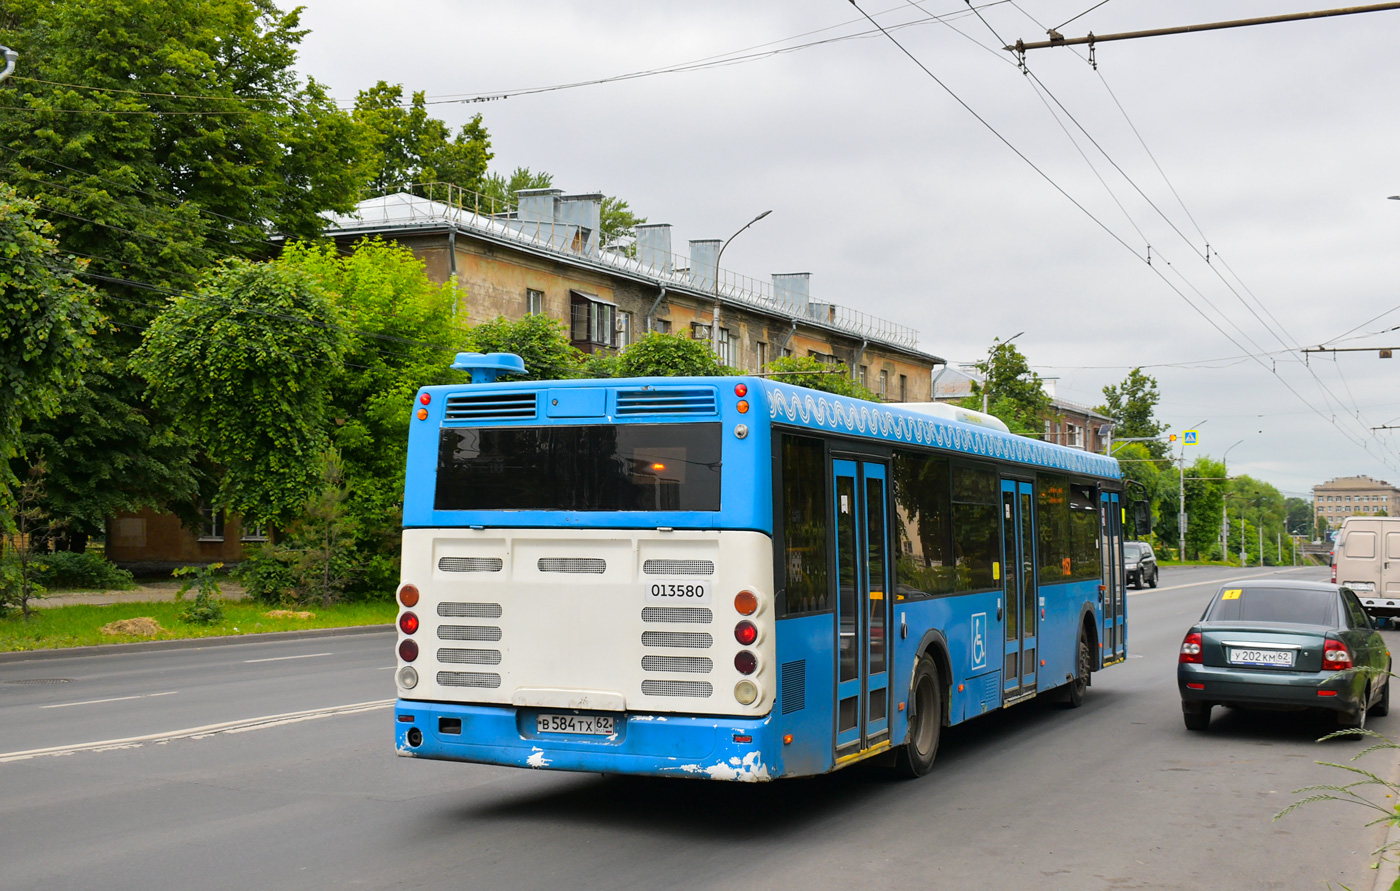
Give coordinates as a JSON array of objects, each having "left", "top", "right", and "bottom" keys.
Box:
[{"left": 0, "top": 600, "right": 395, "bottom": 652}]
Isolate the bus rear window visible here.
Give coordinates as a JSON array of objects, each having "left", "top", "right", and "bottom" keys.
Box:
[{"left": 434, "top": 423, "right": 722, "bottom": 512}]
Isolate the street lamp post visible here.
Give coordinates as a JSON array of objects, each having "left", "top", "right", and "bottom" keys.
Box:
[
  {"left": 1177, "top": 419, "right": 1206, "bottom": 561},
  {"left": 710, "top": 210, "right": 772, "bottom": 362},
  {"left": 1221, "top": 439, "right": 1244, "bottom": 561},
  {"left": 982, "top": 331, "right": 1024, "bottom": 413},
  {"left": 0, "top": 46, "right": 17, "bottom": 83}
]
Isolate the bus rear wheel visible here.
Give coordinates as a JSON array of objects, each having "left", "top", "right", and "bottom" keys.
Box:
[
  {"left": 896, "top": 656, "right": 942, "bottom": 778},
  {"left": 1060, "top": 631, "right": 1091, "bottom": 708}
]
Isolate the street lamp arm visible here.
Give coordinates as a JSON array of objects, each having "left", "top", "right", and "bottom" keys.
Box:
[{"left": 711, "top": 209, "right": 772, "bottom": 358}]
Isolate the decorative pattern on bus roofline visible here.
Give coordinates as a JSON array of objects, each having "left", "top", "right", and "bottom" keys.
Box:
[{"left": 765, "top": 386, "right": 1120, "bottom": 478}]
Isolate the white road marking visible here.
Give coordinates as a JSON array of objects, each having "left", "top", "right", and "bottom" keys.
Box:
[
  {"left": 41, "top": 691, "right": 179, "bottom": 710},
  {"left": 1127, "top": 566, "right": 1318, "bottom": 596},
  {"left": 243, "top": 652, "right": 333, "bottom": 664},
  {"left": 2, "top": 699, "right": 394, "bottom": 763}
]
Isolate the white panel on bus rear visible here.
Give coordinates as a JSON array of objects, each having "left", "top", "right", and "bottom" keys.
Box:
[{"left": 398, "top": 528, "right": 777, "bottom": 719}]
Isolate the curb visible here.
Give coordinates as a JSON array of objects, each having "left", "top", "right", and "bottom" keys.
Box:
[{"left": 0, "top": 624, "right": 394, "bottom": 664}]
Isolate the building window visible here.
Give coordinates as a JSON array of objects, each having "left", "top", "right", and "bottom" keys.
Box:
[
  {"left": 757, "top": 341, "right": 768, "bottom": 370},
  {"left": 617, "top": 311, "right": 634, "bottom": 349},
  {"left": 858, "top": 365, "right": 868, "bottom": 388},
  {"left": 654, "top": 318, "right": 671, "bottom": 334},
  {"left": 783, "top": 347, "right": 793, "bottom": 358},
  {"left": 899, "top": 374, "right": 908, "bottom": 402},
  {"left": 526, "top": 288, "right": 544, "bottom": 315},
  {"left": 241, "top": 522, "right": 268, "bottom": 542},
  {"left": 716, "top": 327, "right": 734, "bottom": 366},
  {"left": 879, "top": 370, "right": 889, "bottom": 399},
  {"left": 570, "top": 291, "right": 616, "bottom": 351},
  {"left": 199, "top": 504, "right": 225, "bottom": 542},
  {"left": 1066, "top": 424, "right": 1081, "bottom": 447},
  {"left": 691, "top": 321, "right": 711, "bottom": 341}
]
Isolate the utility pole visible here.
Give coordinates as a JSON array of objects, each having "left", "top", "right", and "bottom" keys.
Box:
[{"left": 1240, "top": 516, "right": 1246, "bottom": 566}]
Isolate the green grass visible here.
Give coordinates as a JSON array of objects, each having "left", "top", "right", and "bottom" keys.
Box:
[{"left": 0, "top": 600, "right": 395, "bottom": 652}]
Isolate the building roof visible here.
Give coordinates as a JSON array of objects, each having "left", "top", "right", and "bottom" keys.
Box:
[{"left": 322, "top": 190, "right": 941, "bottom": 364}]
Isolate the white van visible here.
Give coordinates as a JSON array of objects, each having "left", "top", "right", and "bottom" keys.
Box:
[{"left": 1334, "top": 517, "right": 1400, "bottom": 619}]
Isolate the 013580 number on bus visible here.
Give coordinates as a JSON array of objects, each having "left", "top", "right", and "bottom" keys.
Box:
[{"left": 644, "top": 581, "right": 710, "bottom": 603}]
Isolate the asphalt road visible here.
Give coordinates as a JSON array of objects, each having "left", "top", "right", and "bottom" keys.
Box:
[{"left": 1, "top": 565, "right": 1393, "bottom": 890}]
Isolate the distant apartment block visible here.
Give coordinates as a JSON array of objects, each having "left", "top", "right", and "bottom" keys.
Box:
[{"left": 1313, "top": 475, "right": 1399, "bottom": 523}]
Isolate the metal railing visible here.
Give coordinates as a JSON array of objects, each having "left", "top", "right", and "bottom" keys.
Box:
[{"left": 333, "top": 183, "right": 921, "bottom": 349}]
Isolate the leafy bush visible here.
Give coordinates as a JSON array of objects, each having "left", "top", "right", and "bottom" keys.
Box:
[
  {"left": 236, "top": 544, "right": 300, "bottom": 605},
  {"left": 762, "top": 355, "right": 875, "bottom": 400},
  {"left": 31, "top": 551, "right": 135, "bottom": 590},
  {"left": 174, "top": 563, "right": 225, "bottom": 624},
  {"left": 617, "top": 332, "right": 732, "bottom": 378}
]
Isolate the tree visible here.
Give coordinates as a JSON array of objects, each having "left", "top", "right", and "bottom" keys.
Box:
[
  {"left": 1098, "top": 369, "right": 1167, "bottom": 459},
  {"left": 2, "top": 0, "right": 372, "bottom": 541},
  {"left": 1184, "top": 457, "right": 1226, "bottom": 560},
  {"left": 617, "top": 332, "right": 732, "bottom": 378},
  {"left": 600, "top": 196, "right": 647, "bottom": 251},
  {"left": 762, "top": 355, "right": 876, "bottom": 400},
  {"left": 961, "top": 339, "right": 1050, "bottom": 436},
  {"left": 353, "top": 82, "right": 492, "bottom": 196},
  {"left": 286, "top": 451, "right": 357, "bottom": 608},
  {"left": 0, "top": 185, "right": 100, "bottom": 506},
  {"left": 480, "top": 167, "right": 553, "bottom": 213},
  {"left": 468, "top": 314, "right": 584, "bottom": 382},
  {"left": 1285, "top": 496, "right": 1314, "bottom": 539},
  {"left": 132, "top": 260, "right": 348, "bottom": 527},
  {"left": 276, "top": 237, "right": 468, "bottom": 594}
]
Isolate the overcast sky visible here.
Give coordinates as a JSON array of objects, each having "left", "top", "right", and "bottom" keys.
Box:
[{"left": 292, "top": 1, "right": 1400, "bottom": 499}]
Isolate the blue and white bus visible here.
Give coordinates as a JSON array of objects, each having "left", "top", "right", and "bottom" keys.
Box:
[{"left": 392, "top": 353, "right": 1127, "bottom": 781}]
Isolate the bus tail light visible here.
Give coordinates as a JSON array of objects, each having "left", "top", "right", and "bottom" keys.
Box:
[
  {"left": 734, "top": 621, "right": 757, "bottom": 645},
  {"left": 399, "top": 612, "right": 419, "bottom": 635},
  {"left": 399, "top": 584, "right": 419, "bottom": 608},
  {"left": 735, "top": 651, "right": 758, "bottom": 675},
  {"left": 734, "top": 590, "right": 758, "bottom": 616},
  {"left": 734, "top": 680, "right": 758, "bottom": 704},
  {"left": 1179, "top": 631, "right": 1202, "bottom": 664},
  {"left": 399, "top": 639, "right": 419, "bottom": 662},
  {"left": 397, "top": 666, "right": 418, "bottom": 689}
]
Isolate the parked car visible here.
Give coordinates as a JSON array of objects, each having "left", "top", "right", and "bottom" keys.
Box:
[
  {"left": 1177, "top": 580, "right": 1391, "bottom": 731},
  {"left": 1123, "top": 541, "right": 1158, "bottom": 589}
]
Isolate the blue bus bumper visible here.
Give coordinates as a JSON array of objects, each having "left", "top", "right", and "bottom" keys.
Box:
[{"left": 395, "top": 700, "right": 782, "bottom": 781}]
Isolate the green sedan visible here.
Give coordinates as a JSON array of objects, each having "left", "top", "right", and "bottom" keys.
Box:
[{"left": 1177, "top": 580, "right": 1391, "bottom": 731}]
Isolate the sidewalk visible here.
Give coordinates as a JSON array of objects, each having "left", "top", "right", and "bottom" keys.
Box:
[{"left": 34, "top": 579, "right": 250, "bottom": 608}]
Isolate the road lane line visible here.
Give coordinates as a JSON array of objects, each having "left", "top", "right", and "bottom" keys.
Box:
[
  {"left": 243, "top": 652, "right": 333, "bottom": 663},
  {"left": 41, "top": 695, "right": 141, "bottom": 709},
  {"left": 41, "top": 690, "right": 181, "bottom": 710},
  {"left": 1127, "top": 566, "right": 1319, "bottom": 596},
  {"left": 2, "top": 699, "right": 394, "bottom": 763}
]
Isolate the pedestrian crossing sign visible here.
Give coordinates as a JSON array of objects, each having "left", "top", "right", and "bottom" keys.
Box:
[{"left": 1184, "top": 430, "right": 1198, "bottom": 445}]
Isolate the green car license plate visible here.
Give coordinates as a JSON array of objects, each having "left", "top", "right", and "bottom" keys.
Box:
[{"left": 1228, "top": 648, "right": 1294, "bottom": 667}]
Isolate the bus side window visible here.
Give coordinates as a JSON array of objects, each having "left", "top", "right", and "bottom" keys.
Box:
[
  {"left": 892, "top": 450, "right": 954, "bottom": 598},
  {"left": 781, "top": 435, "right": 831, "bottom": 616}
]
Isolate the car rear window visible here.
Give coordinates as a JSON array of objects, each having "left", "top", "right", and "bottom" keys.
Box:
[
  {"left": 1205, "top": 587, "right": 1337, "bottom": 625},
  {"left": 1124, "top": 543, "right": 1142, "bottom": 559}
]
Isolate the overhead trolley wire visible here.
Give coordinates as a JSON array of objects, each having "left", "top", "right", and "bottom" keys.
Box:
[{"left": 850, "top": 0, "right": 1397, "bottom": 469}]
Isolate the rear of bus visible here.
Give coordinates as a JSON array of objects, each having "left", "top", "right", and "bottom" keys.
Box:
[{"left": 392, "top": 368, "right": 783, "bottom": 780}]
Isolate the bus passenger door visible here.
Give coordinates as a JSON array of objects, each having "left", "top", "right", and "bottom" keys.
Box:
[
  {"left": 1001, "top": 479, "right": 1037, "bottom": 699},
  {"left": 832, "top": 458, "right": 891, "bottom": 756},
  {"left": 1100, "top": 492, "right": 1125, "bottom": 664}
]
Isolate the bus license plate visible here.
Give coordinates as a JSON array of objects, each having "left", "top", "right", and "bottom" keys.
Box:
[
  {"left": 1229, "top": 648, "right": 1294, "bottom": 667},
  {"left": 644, "top": 580, "right": 710, "bottom": 604},
  {"left": 537, "top": 714, "right": 615, "bottom": 735}
]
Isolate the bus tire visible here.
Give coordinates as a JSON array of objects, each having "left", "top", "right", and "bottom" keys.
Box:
[
  {"left": 896, "top": 656, "right": 942, "bottom": 778},
  {"left": 1060, "top": 631, "right": 1091, "bottom": 708}
]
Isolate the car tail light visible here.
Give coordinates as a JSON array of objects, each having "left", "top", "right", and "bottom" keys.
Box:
[
  {"left": 1323, "top": 637, "right": 1353, "bottom": 670},
  {"left": 1179, "top": 631, "right": 1203, "bottom": 664},
  {"left": 398, "top": 639, "right": 419, "bottom": 662},
  {"left": 735, "top": 620, "right": 758, "bottom": 645},
  {"left": 1331, "top": 563, "right": 1337, "bottom": 584},
  {"left": 399, "top": 611, "right": 419, "bottom": 635}
]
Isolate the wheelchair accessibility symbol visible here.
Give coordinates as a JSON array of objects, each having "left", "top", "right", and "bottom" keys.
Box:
[{"left": 971, "top": 612, "right": 987, "bottom": 670}]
